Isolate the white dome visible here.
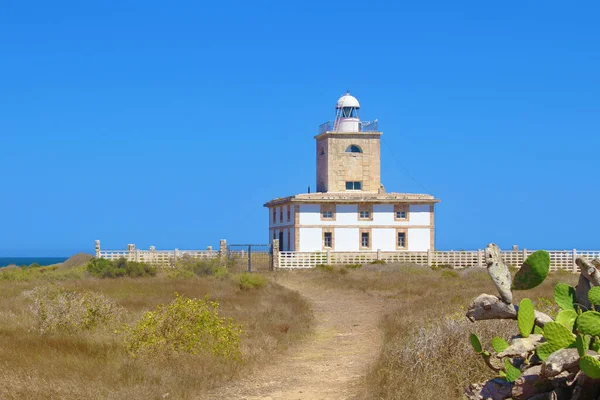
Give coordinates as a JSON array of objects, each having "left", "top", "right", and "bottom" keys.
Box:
[{"left": 336, "top": 93, "right": 360, "bottom": 109}]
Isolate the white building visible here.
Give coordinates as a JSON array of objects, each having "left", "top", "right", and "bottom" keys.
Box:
[{"left": 264, "top": 93, "right": 439, "bottom": 252}]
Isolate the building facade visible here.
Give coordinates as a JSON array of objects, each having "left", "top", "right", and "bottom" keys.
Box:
[{"left": 264, "top": 93, "right": 439, "bottom": 252}]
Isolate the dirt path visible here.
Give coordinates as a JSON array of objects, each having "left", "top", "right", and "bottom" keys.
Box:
[{"left": 202, "top": 272, "right": 396, "bottom": 400}]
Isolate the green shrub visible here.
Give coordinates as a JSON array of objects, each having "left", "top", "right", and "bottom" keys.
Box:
[
  {"left": 344, "top": 263, "right": 362, "bottom": 269},
  {"left": 213, "top": 266, "right": 229, "bottom": 279},
  {"left": 173, "top": 255, "right": 224, "bottom": 277},
  {"left": 25, "top": 285, "right": 124, "bottom": 335},
  {"left": 441, "top": 270, "right": 459, "bottom": 279},
  {"left": 370, "top": 259, "right": 386, "bottom": 265},
  {"left": 315, "top": 264, "right": 334, "bottom": 273},
  {"left": 124, "top": 294, "right": 242, "bottom": 359},
  {"left": 86, "top": 258, "right": 156, "bottom": 278},
  {"left": 234, "top": 272, "right": 266, "bottom": 290},
  {"left": 431, "top": 263, "right": 454, "bottom": 271},
  {"left": 0, "top": 265, "right": 64, "bottom": 282}
]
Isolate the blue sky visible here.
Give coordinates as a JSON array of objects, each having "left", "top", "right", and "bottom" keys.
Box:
[{"left": 1, "top": 1, "right": 598, "bottom": 256}]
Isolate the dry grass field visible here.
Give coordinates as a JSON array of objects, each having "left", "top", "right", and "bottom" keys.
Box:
[
  {"left": 301, "top": 264, "right": 578, "bottom": 400},
  {"left": 0, "top": 268, "right": 313, "bottom": 399},
  {"left": 0, "top": 260, "right": 579, "bottom": 400}
]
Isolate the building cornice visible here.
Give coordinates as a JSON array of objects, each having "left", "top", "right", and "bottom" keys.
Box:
[
  {"left": 314, "top": 131, "right": 383, "bottom": 140},
  {"left": 264, "top": 192, "right": 440, "bottom": 207}
]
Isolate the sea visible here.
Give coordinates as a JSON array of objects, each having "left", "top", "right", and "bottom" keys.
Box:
[{"left": 0, "top": 257, "right": 68, "bottom": 268}]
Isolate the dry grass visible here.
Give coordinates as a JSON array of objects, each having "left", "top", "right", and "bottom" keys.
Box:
[
  {"left": 302, "top": 264, "right": 578, "bottom": 400},
  {"left": 0, "top": 272, "right": 313, "bottom": 399}
]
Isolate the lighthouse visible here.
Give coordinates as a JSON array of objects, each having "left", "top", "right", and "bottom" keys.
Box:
[{"left": 264, "top": 92, "right": 439, "bottom": 253}]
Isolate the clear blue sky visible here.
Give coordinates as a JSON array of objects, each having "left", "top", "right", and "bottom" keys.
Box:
[{"left": 1, "top": 2, "right": 598, "bottom": 256}]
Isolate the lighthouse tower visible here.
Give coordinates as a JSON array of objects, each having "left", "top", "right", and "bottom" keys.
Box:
[{"left": 316, "top": 92, "right": 382, "bottom": 193}]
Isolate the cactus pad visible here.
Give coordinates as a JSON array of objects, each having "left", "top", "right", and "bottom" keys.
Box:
[
  {"left": 504, "top": 358, "right": 522, "bottom": 382},
  {"left": 491, "top": 337, "right": 510, "bottom": 353},
  {"left": 537, "top": 342, "right": 561, "bottom": 361},
  {"left": 580, "top": 355, "right": 600, "bottom": 379},
  {"left": 576, "top": 311, "right": 600, "bottom": 336},
  {"left": 512, "top": 251, "right": 550, "bottom": 290},
  {"left": 592, "top": 337, "right": 600, "bottom": 352},
  {"left": 554, "top": 283, "right": 576, "bottom": 310},
  {"left": 556, "top": 309, "right": 578, "bottom": 331},
  {"left": 543, "top": 321, "right": 576, "bottom": 349},
  {"left": 534, "top": 325, "right": 544, "bottom": 335},
  {"left": 576, "top": 334, "right": 591, "bottom": 357},
  {"left": 588, "top": 287, "right": 600, "bottom": 306},
  {"left": 470, "top": 333, "right": 483, "bottom": 354},
  {"left": 518, "top": 298, "right": 535, "bottom": 338}
]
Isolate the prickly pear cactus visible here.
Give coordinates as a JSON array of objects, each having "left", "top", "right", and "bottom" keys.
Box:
[
  {"left": 576, "top": 311, "right": 600, "bottom": 336},
  {"left": 556, "top": 309, "right": 577, "bottom": 331},
  {"left": 518, "top": 298, "right": 535, "bottom": 338},
  {"left": 491, "top": 337, "right": 510, "bottom": 353},
  {"left": 576, "top": 334, "right": 591, "bottom": 357},
  {"left": 512, "top": 250, "right": 550, "bottom": 290},
  {"left": 554, "top": 283, "right": 576, "bottom": 310},
  {"left": 504, "top": 358, "right": 521, "bottom": 382},
  {"left": 470, "top": 333, "right": 483, "bottom": 354},
  {"left": 536, "top": 321, "right": 576, "bottom": 361},
  {"left": 580, "top": 354, "right": 600, "bottom": 379},
  {"left": 588, "top": 286, "right": 600, "bottom": 306}
]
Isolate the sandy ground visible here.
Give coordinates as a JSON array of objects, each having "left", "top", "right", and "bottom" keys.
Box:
[{"left": 202, "top": 272, "right": 397, "bottom": 400}]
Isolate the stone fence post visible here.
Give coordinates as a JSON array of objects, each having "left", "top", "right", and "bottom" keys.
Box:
[
  {"left": 272, "top": 239, "right": 279, "bottom": 270},
  {"left": 150, "top": 246, "right": 156, "bottom": 264},
  {"left": 477, "top": 249, "right": 483, "bottom": 268},
  {"left": 219, "top": 239, "right": 227, "bottom": 262},
  {"left": 376, "top": 249, "right": 381, "bottom": 261},
  {"left": 326, "top": 250, "right": 331, "bottom": 264},
  {"left": 572, "top": 249, "right": 577, "bottom": 273},
  {"left": 427, "top": 249, "right": 432, "bottom": 267},
  {"left": 95, "top": 240, "right": 101, "bottom": 258},
  {"left": 128, "top": 244, "right": 135, "bottom": 262}
]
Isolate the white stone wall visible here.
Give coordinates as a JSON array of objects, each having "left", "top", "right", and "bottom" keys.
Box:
[
  {"left": 298, "top": 228, "right": 322, "bottom": 251},
  {"left": 298, "top": 204, "right": 430, "bottom": 226}
]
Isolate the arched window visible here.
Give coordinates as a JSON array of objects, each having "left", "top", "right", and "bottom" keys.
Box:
[
  {"left": 319, "top": 147, "right": 325, "bottom": 156},
  {"left": 345, "top": 145, "right": 362, "bottom": 153}
]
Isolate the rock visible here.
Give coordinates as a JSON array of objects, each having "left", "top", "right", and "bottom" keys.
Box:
[
  {"left": 543, "top": 349, "right": 594, "bottom": 378},
  {"left": 466, "top": 294, "right": 553, "bottom": 327},
  {"left": 512, "top": 365, "right": 553, "bottom": 399},
  {"left": 486, "top": 243, "right": 513, "bottom": 304},
  {"left": 465, "top": 378, "right": 513, "bottom": 400},
  {"left": 498, "top": 335, "right": 544, "bottom": 358}
]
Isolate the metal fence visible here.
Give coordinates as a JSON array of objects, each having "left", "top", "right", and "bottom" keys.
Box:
[{"left": 227, "top": 244, "right": 272, "bottom": 272}]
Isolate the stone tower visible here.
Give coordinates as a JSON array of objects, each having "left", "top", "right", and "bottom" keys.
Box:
[{"left": 315, "top": 93, "right": 382, "bottom": 193}]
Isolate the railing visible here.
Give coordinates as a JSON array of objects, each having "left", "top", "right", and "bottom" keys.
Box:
[
  {"left": 278, "top": 249, "right": 600, "bottom": 271},
  {"left": 99, "top": 249, "right": 220, "bottom": 267},
  {"left": 318, "top": 119, "right": 379, "bottom": 134}
]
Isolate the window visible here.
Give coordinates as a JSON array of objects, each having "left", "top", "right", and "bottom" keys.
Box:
[
  {"left": 287, "top": 205, "right": 291, "bottom": 222},
  {"left": 319, "top": 147, "right": 325, "bottom": 156},
  {"left": 323, "top": 232, "right": 332, "bottom": 248},
  {"left": 345, "top": 145, "right": 362, "bottom": 153},
  {"left": 273, "top": 231, "right": 276, "bottom": 240},
  {"left": 358, "top": 204, "right": 373, "bottom": 220},
  {"left": 345, "top": 181, "right": 362, "bottom": 191},
  {"left": 394, "top": 204, "right": 410, "bottom": 221},
  {"left": 279, "top": 207, "right": 283, "bottom": 223},
  {"left": 272, "top": 209, "right": 276, "bottom": 224},
  {"left": 397, "top": 231, "right": 407, "bottom": 249},
  {"left": 320, "top": 204, "right": 335, "bottom": 221},
  {"left": 287, "top": 231, "right": 291, "bottom": 251},
  {"left": 361, "top": 232, "right": 369, "bottom": 247}
]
